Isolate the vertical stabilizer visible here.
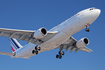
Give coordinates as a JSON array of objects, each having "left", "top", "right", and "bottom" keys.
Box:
[{"left": 10, "top": 38, "right": 23, "bottom": 52}]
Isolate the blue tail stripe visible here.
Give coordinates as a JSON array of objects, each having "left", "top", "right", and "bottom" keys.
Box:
[
  {"left": 10, "top": 39, "right": 18, "bottom": 49},
  {"left": 11, "top": 38, "right": 20, "bottom": 49}
]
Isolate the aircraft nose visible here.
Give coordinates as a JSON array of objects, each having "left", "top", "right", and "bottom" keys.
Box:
[
  {"left": 93, "top": 9, "right": 101, "bottom": 19},
  {"left": 89, "top": 9, "right": 101, "bottom": 23},
  {"left": 95, "top": 9, "right": 101, "bottom": 17}
]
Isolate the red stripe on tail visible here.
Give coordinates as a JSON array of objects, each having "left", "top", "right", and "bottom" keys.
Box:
[{"left": 11, "top": 46, "right": 15, "bottom": 52}]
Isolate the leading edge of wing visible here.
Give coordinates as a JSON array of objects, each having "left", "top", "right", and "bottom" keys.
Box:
[{"left": 0, "top": 28, "right": 35, "bottom": 33}]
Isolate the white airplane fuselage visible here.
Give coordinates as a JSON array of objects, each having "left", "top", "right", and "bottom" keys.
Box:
[{"left": 13, "top": 8, "right": 101, "bottom": 59}]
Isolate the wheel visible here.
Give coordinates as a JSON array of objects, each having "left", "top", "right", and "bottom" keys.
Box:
[
  {"left": 35, "top": 51, "right": 38, "bottom": 54},
  {"left": 59, "top": 55, "right": 62, "bottom": 59},
  {"left": 32, "top": 50, "right": 35, "bottom": 54},
  {"left": 56, "top": 54, "right": 59, "bottom": 58},
  {"left": 35, "top": 46, "right": 37, "bottom": 50},
  {"left": 62, "top": 51, "right": 65, "bottom": 55},
  {"left": 38, "top": 47, "right": 41, "bottom": 51},
  {"left": 59, "top": 51, "right": 61, "bottom": 54},
  {"left": 85, "top": 28, "right": 90, "bottom": 32}
]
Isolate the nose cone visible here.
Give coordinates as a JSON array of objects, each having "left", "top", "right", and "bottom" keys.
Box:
[
  {"left": 88, "top": 9, "right": 101, "bottom": 24},
  {"left": 98, "top": 9, "right": 101, "bottom": 14},
  {"left": 95, "top": 9, "right": 101, "bottom": 18}
]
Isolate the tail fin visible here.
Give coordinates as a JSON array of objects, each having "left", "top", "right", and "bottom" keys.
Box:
[{"left": 10, "top": 38, "right": 23, "bottom": 52}]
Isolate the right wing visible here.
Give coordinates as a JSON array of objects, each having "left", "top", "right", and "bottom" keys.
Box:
[
  {"left": 57, "top": 37, "right": 92, "bottom": 53},
  {"left": 0, "top": 28, "right": 58, "bottom": 44}
]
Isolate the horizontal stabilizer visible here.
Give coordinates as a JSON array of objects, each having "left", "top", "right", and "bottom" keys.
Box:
[{"left": 0, "top": 52, "right": 15, "bottom": 56}]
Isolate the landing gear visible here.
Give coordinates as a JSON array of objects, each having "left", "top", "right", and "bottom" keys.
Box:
[
  {"left": 32, "top": 45, "right": 41, "bottom": 55},
  {"left": 59, "top": 51, "right": 65, "bottom": 55},
  {"left": 35, "top": 46, "right": 41, "bottom": 51},
  {"left": 56, "top": 46, "right": 65, "bottom": 59},
  {"left": 85, "top": 23, "right": 90, "bottom": 32},
  {"left": 56, "top": 54, "right": 62, "bottom": 59},
  {"left": 56, "top": 51, "right": 64, "bottom": 59},
  {"left": 32, "top": 50, "right": 38, "bottom": 54},
  {"left": 85, "top": 28, "right": 90, "bottom": 32},
  {"left": 32, "top": 50, "right": 35, "bottom": 54}
]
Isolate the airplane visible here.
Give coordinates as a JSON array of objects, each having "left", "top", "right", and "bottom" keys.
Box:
[{"left": 0, "top": 7, "right": 101, "bottom": 59}]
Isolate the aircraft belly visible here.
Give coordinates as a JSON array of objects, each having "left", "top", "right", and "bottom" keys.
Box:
[
  {"left": 15, "top": 44, "right": 35, "bottom": 58},
  {"left": 40, "top": 31, "right": 69, "bottom": 51}
]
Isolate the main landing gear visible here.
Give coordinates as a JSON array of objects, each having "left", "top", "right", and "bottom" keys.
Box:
[
  {"left": 32, "top": 39, "right": 43, "bottom": 55},
  {"left": 85, "top": 23, "right": 90, "bottom": 32},
  {"left": 32, "top": 45, "right": 41, "bottom": 55},
  {"left": 56, "top": 51, "right": 64, "bottom": 59},
  {"left": 56, "top": 46, "right": 65, "bottom": 59}
]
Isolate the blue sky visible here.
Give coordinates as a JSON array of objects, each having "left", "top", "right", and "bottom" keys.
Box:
[{"left": 0, "top": 0, "right": 105, "bottom": 70}]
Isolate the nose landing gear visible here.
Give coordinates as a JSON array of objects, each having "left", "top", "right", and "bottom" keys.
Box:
[
  {"left": 85, "top": 28, "right": 90, "bottom": 32},
  {"left": 85, "top": 23, "right": 90, "bottom": 32}
]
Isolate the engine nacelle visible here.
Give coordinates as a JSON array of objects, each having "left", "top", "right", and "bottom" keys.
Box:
[
  {"left": 76, "top": 38, "right": 89, "bottom": 48},
  {"left": 33, "top": 28, "right": 47, "bottom": 39}
]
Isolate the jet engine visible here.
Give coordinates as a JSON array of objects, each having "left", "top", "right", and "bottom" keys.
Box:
[
  {"left": 33, "top": 28, "right": 47, "bottom": 39},
  {"left": 76, "top": 38, "right": 89, "bottom": 48}
]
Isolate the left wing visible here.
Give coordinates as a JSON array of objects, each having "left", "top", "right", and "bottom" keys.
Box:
[
  {"left": 0, "top": 28, "right": 36, "bottom": 43},
  {"left": 0, "top": 28, "right": 58, "bottom": 44},
  {"left": 57, "top": 37, "right": 92, "bottom": 53}
]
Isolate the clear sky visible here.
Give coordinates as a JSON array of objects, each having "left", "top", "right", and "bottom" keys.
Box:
[{"left": 0, "top": 0, "right": 105, "bottom": 70}]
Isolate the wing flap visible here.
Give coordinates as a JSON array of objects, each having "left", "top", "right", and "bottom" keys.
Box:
[
  {"left": 79, "top": 47, "right": 92, "bottom": 52},
  {"left": 0, "top": 28, "right": 34, "bottom": 36},
  {"left": 0, "top": 28, "right": 35, "bottom": 43},
  {"left": 0, "top": 31, "right": 37, "bottom": 44}
]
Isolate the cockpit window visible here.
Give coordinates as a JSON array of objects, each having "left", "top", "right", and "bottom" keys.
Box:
[
  {"left": 90, "top": 8, "right": 96, "bottom": 10},
  {"left": 90, "top": 8, "right": 93, "bottom": 10}
]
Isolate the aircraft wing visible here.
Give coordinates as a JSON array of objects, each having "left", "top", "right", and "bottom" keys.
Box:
[
  {"left": 0, "top": 28, "right": 58, "bottom": 44},
  {"left": 0, "top": 52, "right": 15, "bottom": 56},
  {"left": 57, "top": 37, "right": 92, "bottom": 52}
]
